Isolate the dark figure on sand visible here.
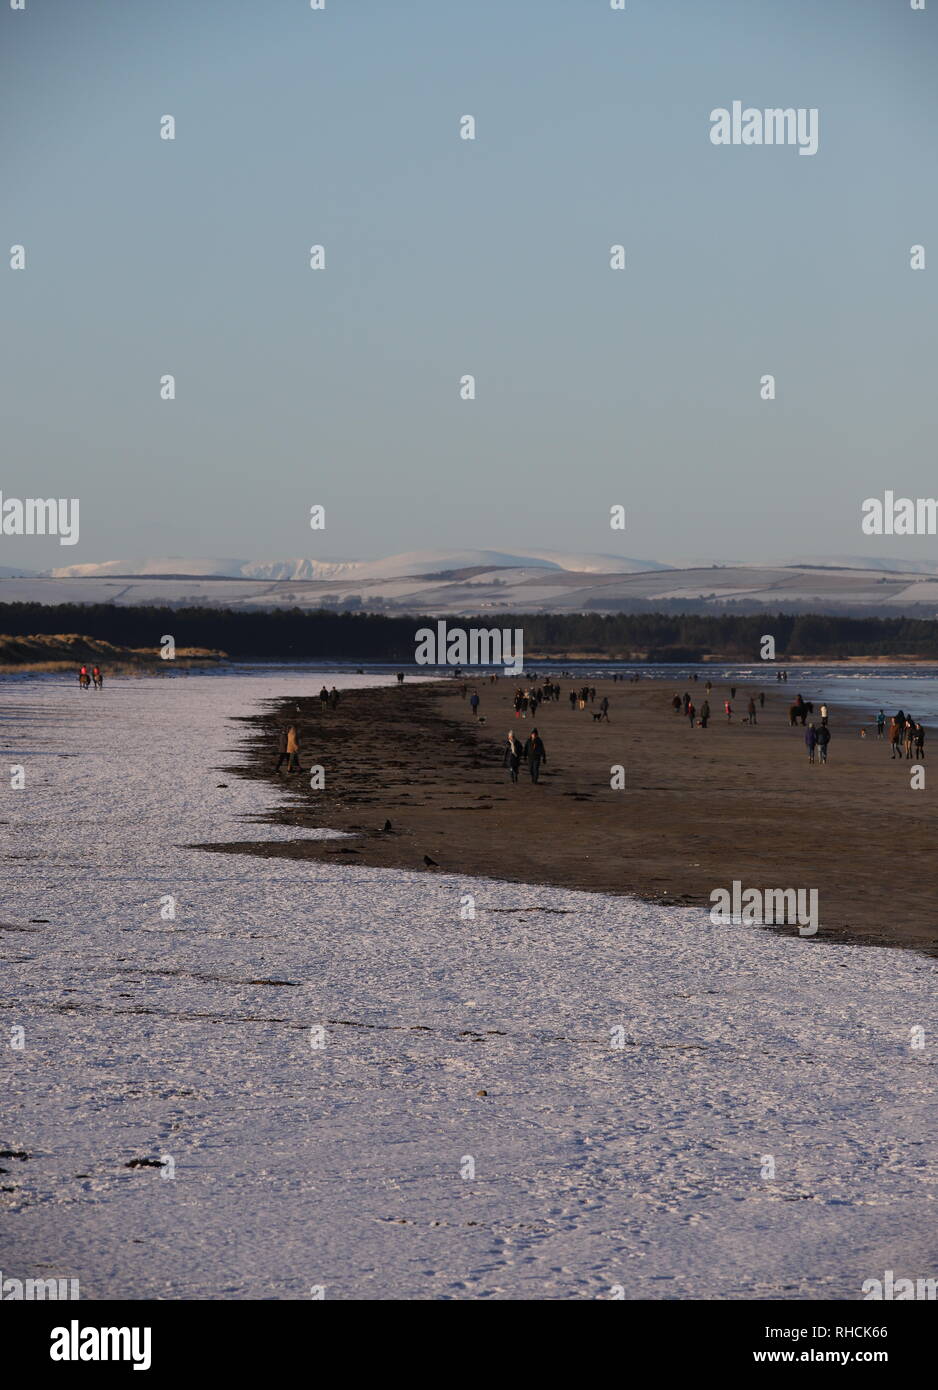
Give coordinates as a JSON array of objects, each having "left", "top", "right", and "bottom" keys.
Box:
[
  {"left": 524, "top": 729, "right": 547, "bottom": 783},
  {"left": 815, "top": 724, "right": 831, "bottom": 764},
  {"left": 275, "top": 726, "right": 290, "bottom": 772},
  {"left": 789, "top": 698, "right": 813, "bottom": 727},
  {"left": 700, "top": 700, "right": 710, "bottom": 728},
  {"left": 278, "top": 725, "right": 300, "bottom": 773},
  {"left": 805, "top": 723, "right": 817, "bottom": 763},
  {"left": 904, "top": 716, "right": 916, "bottom": 760},
  {"left": 503, "top": 732, "right": 524, "bottom": 783},
  {"left": 889, "top": 717, "right": 903, "bottom": 759}
]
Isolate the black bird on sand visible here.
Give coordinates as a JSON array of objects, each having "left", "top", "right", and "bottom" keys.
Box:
[
  {"left": 383, "top": 819, "right": 392, "bottom": 832},
  {"left": 423, "top": 855, "right": 439, "bottom": 867}
]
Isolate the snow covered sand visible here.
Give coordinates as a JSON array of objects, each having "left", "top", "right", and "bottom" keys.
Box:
[{"left": 2, "top": 674, "right": 937, "bottom": 1300}]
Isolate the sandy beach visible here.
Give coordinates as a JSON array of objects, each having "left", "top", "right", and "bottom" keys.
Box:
[
  {"left": 208, "top": 677, "right": 938, "bottom": 957},
  {"left": 3, "top": 671, "right": 937, "bottom": 1301}
]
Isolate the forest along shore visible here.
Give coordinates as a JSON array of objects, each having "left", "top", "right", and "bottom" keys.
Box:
[{"left": 202, "top": 677, "right": 938, "bottom": 957}]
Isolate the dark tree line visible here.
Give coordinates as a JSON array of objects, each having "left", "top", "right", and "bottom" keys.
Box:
[{"left": 3, "top": 602, "right": 938, "bottom": 660}]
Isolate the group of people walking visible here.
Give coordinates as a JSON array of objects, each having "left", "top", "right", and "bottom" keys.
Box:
[
  {"left": 567, "top": 686, "right": 610, "bottom": 719},
  {"left": 670, "top": 684, "right": 934, "bottom": 770},
  {"left": 469, "top": 677, "right": 611, "bottom": 731},
  {"left": 804, "top": 722, "right": 831, "bottom": 764},
  {"left": 502, "top": 728, "right": 547, "bottom": 783},
  {"left": 884, "top": 710, "right": 925, "bottom": 760},
  {"left": 512, "top": 685, "right": 552, "bottom": 718},
  {"left": 672, "top": 688, "right": 764, "bottom": 728}
]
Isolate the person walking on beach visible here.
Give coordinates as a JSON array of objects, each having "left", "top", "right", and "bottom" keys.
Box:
[
  {"left": 285, "top": 725, "right": 300, "bottom": 773},
  {"left": 599, "top": 696, "right": 610, "bottom": 721},
  {"left": 915, "top": 722, "right": 926, "bottom": 760},
  {"left": 319, "top": 685, "right": 329, "bottom": 710},
  {"left": 730, "top": 686, "right": 736, "bottom": 700},
  {"left": 816, "top": 723, "right": 831, "bottom": 764},
  {"left": 819, "top": 703, "right": 829, "bottom": 727},
  {"left": 876, "top": 710, "right": 886, "bottom": 739},
  {"left": 805, "top": 722, "right": 817, "bottom": 764},
  {"left": 329, "top": 686, "right": 339, "bottom": 710},
  {"left": 904, "top": 716, "right": 916, "bottom": 760},
  {"left": 397, "top": 671, "right": 405, "bottom": 684},
  {"left": 687, "top": 700, "right": 696, "bottom": 726},
  {"left": 672, "top": 694, "right": 682, "bottom": 714},
  {"left": 503, "top": 731, "right": 523, "bottom": 783},
  {"left": 700, "top": 699, "right": 710, "bottom": 728},
  {"left": 758, "top": 691, "right": 765, "bottom": 708},
  {"left": 747, "top": 696, "right": 757, "bottom": 725},
  {"left": 889, "top": 717, "right": 902, "bottom": 758},
  {"left": 275, "top": 725, "right": 290, "bottom": 772},
  {"left": 724, "top": 699, "right": 732, "bottom": 721},
  {"left": 524, "top": 728, "right": 547, "bottom": 783}
]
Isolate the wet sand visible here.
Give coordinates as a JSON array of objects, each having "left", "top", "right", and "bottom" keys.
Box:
[{"left": 202, "top": 677, "right": 938, "bottom": 956}]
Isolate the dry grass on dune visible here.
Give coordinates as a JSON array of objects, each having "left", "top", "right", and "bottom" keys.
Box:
[{"left": 0, "top": 633, "right": 227, "bottom": 671}]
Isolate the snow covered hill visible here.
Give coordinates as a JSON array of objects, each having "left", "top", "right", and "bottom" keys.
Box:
[{"left": 50, "top": 549, "right": 671, "bottom": 581}]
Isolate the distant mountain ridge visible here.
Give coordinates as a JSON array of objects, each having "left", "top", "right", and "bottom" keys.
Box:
[
  {"left": 49, "top": 549, "right": 672, "bottom": 580},
  {"left": 2, "top": 548, "right": 933, "bottom": 581}
]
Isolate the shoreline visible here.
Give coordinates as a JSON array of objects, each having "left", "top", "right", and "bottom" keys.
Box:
[{"left": 201, "top": 675, "right": 938, "bottom": 959}]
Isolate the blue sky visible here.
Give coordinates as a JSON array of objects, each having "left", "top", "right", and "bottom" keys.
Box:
[{"left": 2, "top": 0, "right": 937, "bottom": 569}]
